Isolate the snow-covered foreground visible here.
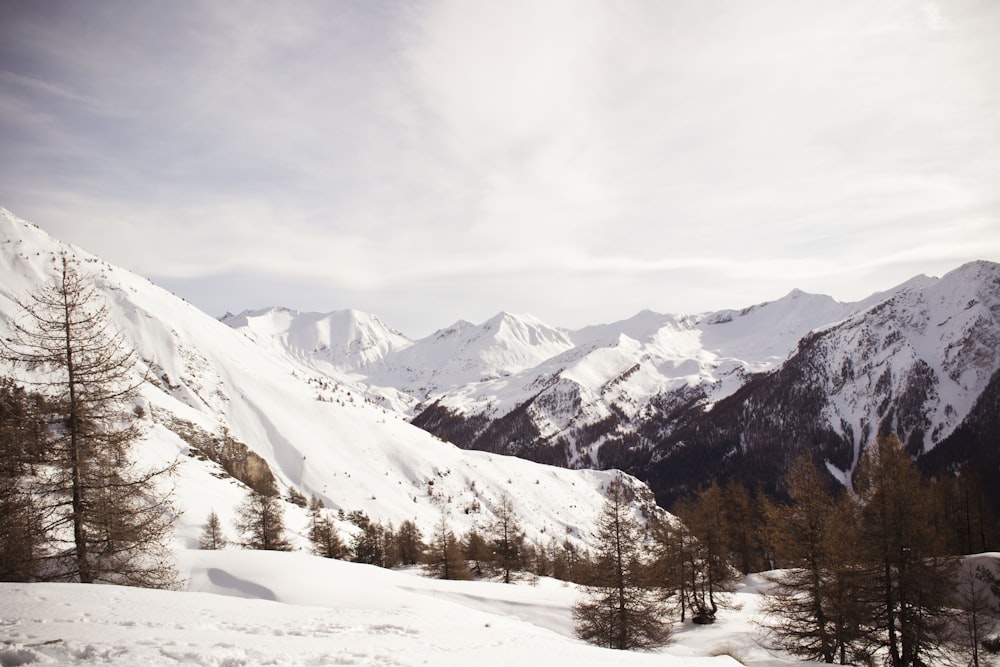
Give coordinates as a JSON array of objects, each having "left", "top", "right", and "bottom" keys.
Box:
[{"left": 0, "top": 550, "right": 814, "bottom": 666}]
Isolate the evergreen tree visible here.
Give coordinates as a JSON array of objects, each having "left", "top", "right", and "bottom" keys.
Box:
[
  {"left": 1, "top": 255, "right": 177, "bottom": 587},
  {"left": 198, "top": 510, "right": 227, "bottom": 550},
  {"left": 573, "top": 475, "right": 670, "bottom": 650},
  {"left": 0, "top": 380, "right": 46, "bottom": 580},
  {"left": 234, "top": 486, "right": 291, "bottom": 551}
]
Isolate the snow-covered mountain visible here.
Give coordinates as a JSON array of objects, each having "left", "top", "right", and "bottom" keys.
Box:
[
  {"left": 647, "top": 260, "right": 1000, "bottom": 501},
  {"left": 0, "top": 207, "right": 662, "bottom": 553},
  {"left": 221, "top": 255, "right": 1000, "bottom": 506}
]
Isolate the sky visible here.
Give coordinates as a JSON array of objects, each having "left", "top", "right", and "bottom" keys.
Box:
[{"left": 1, "top": 0, "right": 998, "bottom": 338}]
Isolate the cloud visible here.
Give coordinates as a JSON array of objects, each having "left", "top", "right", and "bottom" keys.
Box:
[{"left": 1, "top": 0, "right": 998, "bottom": 334}]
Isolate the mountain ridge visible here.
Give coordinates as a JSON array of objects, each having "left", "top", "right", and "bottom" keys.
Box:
[
  {"left": 224, "top": 258, "right": 1000, "bottom": 505},
  {"left": 0, "top": 206, "right": 665, "bottom": 553}
]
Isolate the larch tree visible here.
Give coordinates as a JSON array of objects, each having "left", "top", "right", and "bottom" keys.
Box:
[
  {"left": 573, "top": 474, "right": 670, "bottom": 650},
  {"left": 234, "top": 485, "right": 291, "bottom": 551},
  {"left": 424, "top": 511, "right": 469, "bottom": 580},
  {"left": 2, "top": 255, "right": 177, "bottom": 588},
  {"left": 673, "top": 481, "right": 737, "bottom": 623},
  {"left": 955, "top": 561, "right": 999, "bottom": 667},
  {"left": 462, "top": 527, "right": 489, "bottom": 577},
  {"left": 854, "top": 434, "right": 955, "bottom": 667},
  {"left": 0, "top": 380, "right": 46, "bottom": 581},
  {"left": 761, "top": 457, "right": 870, "bottom": 664},
  {"left": 199, "top": 510, "right": 227, "bottom": 550},
  {"left": 489, "top": 492, "right": 525, "bottom": 583},
  {"left": 395, "top": 519, "right": 425, "bottom": 566},
  {"left": 307, "top": 495, "right": 346, "bottom": 559}
]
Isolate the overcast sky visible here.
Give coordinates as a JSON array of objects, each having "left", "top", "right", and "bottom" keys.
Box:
[{"left": 1, "top": 0, "right": 998, "bottom": 337}]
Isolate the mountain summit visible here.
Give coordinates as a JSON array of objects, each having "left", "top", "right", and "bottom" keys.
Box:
[{"left": 220, "top": 249, "right": 1000, "bottom": 505}]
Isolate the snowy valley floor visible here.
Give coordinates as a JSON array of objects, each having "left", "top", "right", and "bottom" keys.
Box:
[{"left": 1, "top": 549, "right": 817, "bottom": 667}]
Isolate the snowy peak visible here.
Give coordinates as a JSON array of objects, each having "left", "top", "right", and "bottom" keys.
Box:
[
  {"left": 2, "top": 206, "right": 665, "bottom": 559},
  {"left": 465, "top": 311, "right": 574, "bottom": 367},
  {"left": 222, "top": 306, "right": 413, "bottom": 371}
]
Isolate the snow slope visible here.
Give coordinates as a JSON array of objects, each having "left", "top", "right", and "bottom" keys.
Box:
[
  {"left": 0, "top": 207, "right": 661, "bottom": 553},
  {"left": 220, "top": 243, "right": 1000, "bottom": 501},
  {"left": 0, "top": 549, "right": 812, "bottom": 666},
  {"left": 224, "top": 287, "right": 890, "bottom": 469}
]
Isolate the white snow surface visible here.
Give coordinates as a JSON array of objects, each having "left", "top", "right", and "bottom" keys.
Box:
[
  {"left": 0, "top": 551, "right": 814, "bottom": 666},
  {"left": 221, "top": 269, "right": 955, "bottom": 435},
  {"left": 0, "top": 207, "right": 662, "bottom": 554},
  {"left": 219, "top": 249, "right": 1000, "bottom": 470}
]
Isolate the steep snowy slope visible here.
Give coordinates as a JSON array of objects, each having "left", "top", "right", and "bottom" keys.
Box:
[
  {"left": 646, "top": 260, "right": 1000, "bottom": 502},
  {"left": 226, "top": 287, "right": 890, "bottom": 470},
  {"left": 0, "top": 207, "right": 662, "bottom": 552}
]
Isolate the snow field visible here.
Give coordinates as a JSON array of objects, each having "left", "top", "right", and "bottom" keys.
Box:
[{"left": 1, "top": 549, "right": 808, "bottom": 666}]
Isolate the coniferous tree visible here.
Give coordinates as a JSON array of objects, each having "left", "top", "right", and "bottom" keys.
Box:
[
  {"left": 488, "top": 493, "right": 525, "bottom": 583},
  {"left": 1, "top": 255, "right": 177, "bottom": 587},
  {"left": 395, "top": 519, "right": 425, "bottom": 566},
  {"left": 199, "top": 511, "right": 227, "bottom": 550},
  {"left": 573, "top": 475, "right": 670, "bottom": 650},
  {"left": 424, "top": 512, "right": 469, "bottom": 580},
  {"left": 0, "top": 380, "right": 46, "bottom": 580},
  {"left": 307, "top": 495, "right": 347, "bottom": 559},
  {"left": 673, "top": 481, "right": 736, "bottom": 623},
  {"left": 234, "top": 486, "right": 291, "bottom": 551},
  {"left": 652, "top": 516, "right": 697, "bottom": 623},
  {"left": 854, "top": 434, "right": 955, "bottom": 667},
  {"left": 0, "top": 476, "right": 44, "bottom": 581},
  {"left": 350, "top": 514, "right": 392, "bottom": 566},
  {"left": 761, "top": 457, "right": 871, "bottom": 664},
  {"left": 0, "top": 378, "right": 47, "bottom": 477},
  {"left": 955, "top": 561, "right": 999, "bottom": 667},
  {"left": 463, "top": 527, "right": 489, "bottom": 577},
  {"left": 722, "top": 480, "right": 762, "bottom": 575}
]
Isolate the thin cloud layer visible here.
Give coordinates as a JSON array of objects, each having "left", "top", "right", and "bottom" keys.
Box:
[{"left": 1, "top": 0, "right": 998, "bottom": 336}]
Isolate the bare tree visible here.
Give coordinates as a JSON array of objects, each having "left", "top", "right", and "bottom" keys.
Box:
[
  {"left": 955, "top": 561, "right": 999, "bottom": 667},
  {"left": 671, "top": 481, "right": 737, "bottom": 624},
  {"left": 234, "top": 486, "right": 291, "bottom": 551},
  {"left": 574, "top": 474, "right": 670, "bottom": 650},
  {"left": 760, "top": 457, "right": 873, "bottom": 664},
  {"left": 307, "top": 495, "right": 346, "bottom": 559},
  {"left": 2, "top": 255, "right": 177, "bottom": 588},
  {"left": 854, "top": 435, "right": 956, "bottom": 667},
  {"left": 199, "top": 510, "right": 227, "bottom": 550},
  {"left": 424, "top": 511, "right": 469, "bottom": 580},
  {"left": 0, "top": 476, "right": 44, "bottom": 581},
  {"left": 489, "top": 492, "right": 524, "bottom": 583}
]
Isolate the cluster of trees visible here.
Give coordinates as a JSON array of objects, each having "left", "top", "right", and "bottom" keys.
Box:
[
  {"left": 570, "top": 439, "right": 1000, "bottom": 666},
  {"left": 207, "top": 485, "right": 593, "bottom": 585},
  {"left": 0, "top": 257, "right": 177, "bottom": 588},
  {"left": 760, "top": 436, "right": 999, "bottom": 666},
  {"left": 4, "top": 258, "right": 998, "bottom": 664}
]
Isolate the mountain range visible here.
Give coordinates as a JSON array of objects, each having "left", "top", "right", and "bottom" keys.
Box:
[
  {"left": 3, "top": 205, "right": 997, "bottom": 523},
  {"left": 222, "top": 260, "right": 1000, "bottom": 507},
  {"left": 0, "top": 207, "right": 661, "bottom": 553}
]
